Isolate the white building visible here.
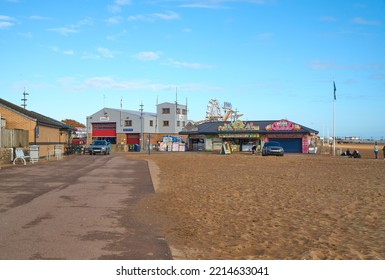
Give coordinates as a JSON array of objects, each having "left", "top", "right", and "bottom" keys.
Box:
[
  {"left": 86, "top": 102, "right": 188, "bottom": 149},
  {"left": 157, "top": 102, "right": 188, "bottom": 134}
]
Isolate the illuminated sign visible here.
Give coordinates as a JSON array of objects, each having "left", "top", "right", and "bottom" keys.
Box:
[
  {"left": 218, "top": 121, "right": 259, "bottom": 131},
  {"left": 219, "top": 134, "right": 259, "bottom": 138},
  {"left": 265, "top": 119, "right": 301, "bottom": 131}
]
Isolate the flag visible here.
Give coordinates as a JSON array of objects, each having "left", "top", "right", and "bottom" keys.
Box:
[{"left": 333, "top": 81, "right": 336, "bottom": 100}]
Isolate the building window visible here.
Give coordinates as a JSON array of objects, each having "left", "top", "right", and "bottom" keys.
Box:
[
  {"left": 182, "top": 121, "right": 185, "bottom": 127},
  {"left": 176, "top": 108, "right": 181, "bottom": 114},
  {"left": 182, "top": 109, "right": 187, "bottom": 115},
  {"left": 162, "top": 108, "right": 170, "bottom": 114},
  {"left": 163, "top": 121, "right": 169, "bottom": 127},
  {"left": 149, "top": 120, "right": 153, "bottom": 127},
  {"left": 124, "top": 120, "right": 132, "bottom": 127},
  {"left": 177, "top": 121, "right": 180, "bottom": 127}
]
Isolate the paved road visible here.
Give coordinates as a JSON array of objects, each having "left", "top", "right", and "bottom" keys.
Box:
[{"left": 0, "top": 154, "right": 172, "bottom": 260}]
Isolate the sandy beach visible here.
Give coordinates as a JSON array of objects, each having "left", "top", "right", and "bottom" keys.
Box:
[{"left": 129, "top": 144, "right": 384, "bottom": 260}]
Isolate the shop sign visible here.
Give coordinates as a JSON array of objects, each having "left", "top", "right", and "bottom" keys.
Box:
[
  {"left": 218, "top": 120, "right": 259, "bottom": 131},
  {"left": 123, "top": 128, "right": 133, "bottom": 132},
  {"left": 268, "top": 133, "right": 303, "bottom": 138},
  {"left": 219, "top": 133, "right": 259, "bottom": 138},
  {"left": 265, "top": 119, "right": 301, "bottom": 131}
]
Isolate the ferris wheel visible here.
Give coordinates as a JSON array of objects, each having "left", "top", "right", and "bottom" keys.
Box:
[{"left": 205, "top": 98, "right": 223, "bottom": 121}]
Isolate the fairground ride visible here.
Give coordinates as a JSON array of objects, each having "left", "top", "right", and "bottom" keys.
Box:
[{"left": 205, "top": 98, "right": 243, "bottom": 122}]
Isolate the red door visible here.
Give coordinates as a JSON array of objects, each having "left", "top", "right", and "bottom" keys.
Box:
[
  {"left": 92, "top": 123, "right": 116, "bottom": 137},
  {"left": 126, "top": 134, "right": 139, "bottom": 144}
]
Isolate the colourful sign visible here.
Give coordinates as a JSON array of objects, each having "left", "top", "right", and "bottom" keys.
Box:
[
  {"left": 265, "top": 119, "right": 301, "bottom": 131},
  {"left": 218, "top": 133, "right": 259, "bottom": 138},
  {"left": 218, "top": 120, "right": 259, "bottom": 131}
]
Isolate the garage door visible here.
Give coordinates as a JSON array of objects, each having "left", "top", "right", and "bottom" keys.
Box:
[
  {"left": 92, "top": 122, "right": 116, "bottom": 137},
  {"left": 273, "top": 138, "right": 302, "bottom": 153},
  {"left": 126, "top": 134, "right": 139, "bottom": 144}
]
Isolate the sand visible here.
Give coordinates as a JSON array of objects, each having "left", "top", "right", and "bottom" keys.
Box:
[{"left": 129, "top": 144, "right": 385, "bottom": 260}]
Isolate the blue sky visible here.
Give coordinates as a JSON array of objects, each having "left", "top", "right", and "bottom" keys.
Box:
[{"left": 1, "top": 0, "right": 384, "bottom": 138}]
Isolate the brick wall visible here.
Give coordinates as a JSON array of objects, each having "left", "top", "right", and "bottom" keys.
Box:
[
  {"left": 0, "top": 106, "right": 66, "bottom": 158},
  {"left": 0, "top": 106, "right": 36, "bottom": 143}
]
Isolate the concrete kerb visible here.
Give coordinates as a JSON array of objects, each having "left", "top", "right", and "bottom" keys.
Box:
[{"left": 144, "top": 159, "right": 187, "bottom": 260}]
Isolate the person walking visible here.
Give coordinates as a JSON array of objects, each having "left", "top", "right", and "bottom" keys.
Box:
[{"left": 374, "top": 142, "right": 379, "bottom": 159}]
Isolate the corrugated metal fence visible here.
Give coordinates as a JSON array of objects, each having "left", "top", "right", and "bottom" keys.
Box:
[{"left": 0, "top": 128, "right": 29, "bottom": 148}]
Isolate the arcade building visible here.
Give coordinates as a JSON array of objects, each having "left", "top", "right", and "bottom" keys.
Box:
[{"left": 180, "top": 119, "right": 319, "bottom": 153}]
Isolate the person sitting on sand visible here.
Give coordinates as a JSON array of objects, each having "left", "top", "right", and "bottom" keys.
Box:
[
  {"left": 341, "top": 148, "right": 351, "bottom": 156},
  {"left": 351, "top": 150, "right": 361, "bottom": 158}
]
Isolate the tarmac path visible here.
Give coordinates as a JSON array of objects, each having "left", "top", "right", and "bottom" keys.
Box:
[{"left": 0, "top": 154, "right": 172, "bottom": 260}]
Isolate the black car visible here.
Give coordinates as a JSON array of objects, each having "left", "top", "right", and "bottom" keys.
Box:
[{"left": 262, "top": 141, "right": 284, "bottom": 156}]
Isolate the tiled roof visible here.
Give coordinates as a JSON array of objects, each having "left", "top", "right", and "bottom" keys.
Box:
[
  {"left": 0, "top": 98, "right": 75, "bottom": 130},
  {"left": 180, "top": 120, "right": 319, "bottom": 135}
]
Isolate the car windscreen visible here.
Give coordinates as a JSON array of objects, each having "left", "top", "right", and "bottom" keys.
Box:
[
  {"left": 265, "top": 142, "right": 281, "bottom": 147},
  {"left": 93, "top": 141, "right": 105, "bottom": 145}
]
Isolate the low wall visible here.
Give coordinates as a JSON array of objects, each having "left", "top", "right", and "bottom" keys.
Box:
[{"left": 0, "top": 148, "right": 12, "bottom": 164}]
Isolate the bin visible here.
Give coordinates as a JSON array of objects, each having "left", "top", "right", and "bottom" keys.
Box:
[
  {"left": 30, "top": 145, "right": 39, "bottom": 162},
  {"left": 55, "top": 145, "right": 63, "bottom": 159},
  {"left": 337, "top": 148, "right": 342, "bottom": 156},
  {"left": 133, "top": 144, "right": 140, "bottom": 152}
]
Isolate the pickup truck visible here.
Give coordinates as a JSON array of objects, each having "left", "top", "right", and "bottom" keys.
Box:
[{"left": 88, "top": 140, "right": 112, "bottom": 155}]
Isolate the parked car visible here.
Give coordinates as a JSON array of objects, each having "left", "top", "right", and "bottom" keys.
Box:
[
  {"left": 88, "top": 140, "right": 112, "bottom": 155},
  {"left": 262, "top": 141, "right": 284, "bottom": 156}
]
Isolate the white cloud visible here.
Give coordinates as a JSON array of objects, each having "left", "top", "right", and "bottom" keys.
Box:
[
  {"left": 128, "top": 11, "right": 180, "bottom": 21},
  {"left": 63, "top": 50, "right": 75, "bottom": 55},
  {"left": 81, "top": 48, "right": 115, "bottom": 59},
  {"left": 97, "top": 47, "right": 114, "bottom": 58},
  {"left": 135, "top": 51, "right": 161, "bottom": 61},
  {"left": 105, "top": 16, "right": 123, "bottom": 25},
  {"left": 352, "top": 17, "right": 380, "bottom": 26},
  {"left": 177, "top": 0, "right": 270, "bottom": 9},
  {"left": 115, "top": 0, "right": 131, "bottom": 5},
  {"left": 127, "top": 14, "right": 147, "bottom": 21},
  {"left": 108, "top": 0, "right": 132, "bottom": 13},
  {"left": 59, "top": 76, "right": 222, "bottom": 93},
  {"left": 0, "top": 15, "right": 17, "bottom": 28},
  {"left": 70, "top": 77, "right": 154, "bottom": 91},
  {"left": 309, "top": 60, "right": 385, "bottom": 71},
  {"left": 48, "top": 27, "right": 78, "bottom": 35},
  {"left": 106, "top": 30, "right": 127, "bottom": 41},
  {"left": 29, "top": 15, "right": 51, "bottom": 20},
  {"left": 48, "top": 18, "right": 92, "bottom": 35},
  {"left": 50, "top": 46, "right": 75, "bottom": 55},
  {"left": 151, "top": 11, "right": 180, "bottom": 20},
  {"left": 166, "top": 59, "right": 215, "bottom": 69}
]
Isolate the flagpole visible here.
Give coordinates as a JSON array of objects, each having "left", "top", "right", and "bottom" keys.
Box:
[
  {"left": 333, "top": 81, "right": 336, "bottom": 156},
  {"left": 333, "top": 96, "right": 335, "bottom": 156}
]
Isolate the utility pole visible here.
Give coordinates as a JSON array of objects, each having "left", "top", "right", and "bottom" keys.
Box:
[
  {"left": 21, "top": 88, "right": 29, "bottom": 109},
  {"left": 139, "top": 102, "right": 144, "bottom": 151}
]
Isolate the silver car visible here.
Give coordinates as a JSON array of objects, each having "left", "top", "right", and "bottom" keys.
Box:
[{"left": 262, "top": 141, "right": 284, "bottom": 156}]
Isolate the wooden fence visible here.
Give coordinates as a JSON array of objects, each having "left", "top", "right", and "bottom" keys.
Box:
[{"left": 0, "top": 128, "right": 29, "bottom": 148}]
